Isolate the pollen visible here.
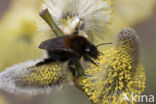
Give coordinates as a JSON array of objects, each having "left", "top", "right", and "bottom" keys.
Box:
[
  {"left": 15, "top": 63, "right": 64, "bottom": 88},
  {"left": 79, "top": 28, "right": 146, "bottom": 104}
]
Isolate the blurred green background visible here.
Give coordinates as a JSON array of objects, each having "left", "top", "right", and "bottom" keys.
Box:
[{"left": 0, "top": 0, "right": 156, "bottom": 104}]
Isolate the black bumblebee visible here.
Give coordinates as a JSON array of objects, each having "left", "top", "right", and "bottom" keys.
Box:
[
  {"left": 36, "top": 34, "right": 100, "bottom": 67},
  {"left": 36, "top": 9, "right": 111, "bottom": 68}
]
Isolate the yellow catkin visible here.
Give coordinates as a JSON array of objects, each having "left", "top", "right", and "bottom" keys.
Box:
[
  {"left": 15, "top": 64, "right": 64, "bottom": 87},
  {"left": 79, "top": 28, "right": 146, "bottom": 104}
]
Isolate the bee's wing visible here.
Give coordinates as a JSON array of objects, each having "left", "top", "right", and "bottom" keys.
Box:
[{"left": 39, "top": 36, "right": 68, "bottom": 51}]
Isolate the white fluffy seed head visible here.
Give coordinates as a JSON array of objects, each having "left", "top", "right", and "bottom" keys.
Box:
[
  {"left": 0, "top": 59, "right": 64, "bottom": 96},
  {"left": 38, "top": 0, "right": 113, "bottom": 40}
]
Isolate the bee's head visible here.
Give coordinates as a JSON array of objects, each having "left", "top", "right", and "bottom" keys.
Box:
[
  {"left": 84, "top": 42, "right": 112, "bottom": 59},
  {"left": 85, "top": 43, "right": 99, "bottom": 59}
]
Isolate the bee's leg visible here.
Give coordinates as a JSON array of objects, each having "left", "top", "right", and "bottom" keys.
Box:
[
  {"left": 83, "top": 55, "right": 98, "bottom": 66},
  {"left": 68, "top": 61, "right": 77, "bottom": 77},
  {"left": 36, "top": 58, "right": 56, "bottom": 66}
]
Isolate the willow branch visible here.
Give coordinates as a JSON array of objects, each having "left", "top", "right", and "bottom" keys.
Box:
[
  {"left": 75, "top": 62, "right": 85, "bottom": 77},
  {"left": 39, "top": 9, "right": 64, "bottom": 37}
]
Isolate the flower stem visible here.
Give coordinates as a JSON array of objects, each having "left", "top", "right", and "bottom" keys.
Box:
[
  {"left": 75, "top": 62, "right": 85, "bottom": 77},
  {"left": 39, "top": 9, "right": 64, "bottom": 37}
]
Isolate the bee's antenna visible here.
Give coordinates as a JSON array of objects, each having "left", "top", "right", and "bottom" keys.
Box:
[{"left": 96, "top": 42, "right": 112, "bottom": 47}]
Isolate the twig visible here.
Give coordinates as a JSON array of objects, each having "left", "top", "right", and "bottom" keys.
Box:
[{"left": 39, "top": 9, "right": 64, "bottom": 37}]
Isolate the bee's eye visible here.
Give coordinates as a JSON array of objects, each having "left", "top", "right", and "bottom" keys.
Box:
[{"left": 85, "top": 48, "right": 90, "bottom": 52}]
